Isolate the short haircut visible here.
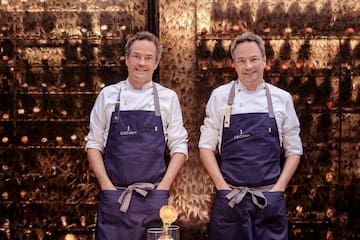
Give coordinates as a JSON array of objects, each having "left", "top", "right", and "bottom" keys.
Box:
[
  {"left": 125, "top": 31, "right": 163, "bottom": 62},
  {"left": 230, "top": 32, "right": 266, "bottom": 59}
]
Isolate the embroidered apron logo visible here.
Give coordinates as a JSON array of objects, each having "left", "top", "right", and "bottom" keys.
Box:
[
  {"left": 234, "top": 129, "right": 250, "bottom": 140},
  {"left": 120, "top": 126, "right": 138, "bottom": 136}
]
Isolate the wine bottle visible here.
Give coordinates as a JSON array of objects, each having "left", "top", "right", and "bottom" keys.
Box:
[
  {"left": 0, "top": 228, "right": 8, "bottom": 240},
  {"left": 211, "top": 40, "right": 227, "bottom": 69},
  {"left": 196, "top": 37, "right": 211, "bottom": 70}
]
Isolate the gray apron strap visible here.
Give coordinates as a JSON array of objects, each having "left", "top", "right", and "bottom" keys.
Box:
[
  {"left": 117, "top": 182, "right": 157, "bottom": 213},
  {"left": 265, "top": 84, "right": 275, "bottom": 118},
  {"left": 152, "top": 83, "right": 161, "bottom": 116},
  {"left": 227, "top": 81, "right": 236, "bottom": 106},
  {"left": 113, "top": 82, "right": 161, "bottom": 123},
  {"left": 112, "top": 86, "right": 122, "bottom": 123},
  {"left": 226, "top": 184, "right": 274, "bottom": 209},
  {"left": 224, "top": 81, "right": 236, "bottom": 128}
]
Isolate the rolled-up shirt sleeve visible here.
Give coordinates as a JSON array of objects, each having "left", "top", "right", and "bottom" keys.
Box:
[
  {"left": 85, "top": 90, "right": 111, "bottom": 152},
  {"left": 281, "top": 95, "right": 303, "bottom": 157},
  {"left": 163, "top": 90, "right": 189, "bottom": 159},
  {"left": 198, "top": 89, "right": 226, "bottom": 152}
]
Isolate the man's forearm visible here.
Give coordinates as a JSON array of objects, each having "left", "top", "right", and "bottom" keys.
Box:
[
  {"left": 157, "top": 152, "right": 186, "bottom": 190},
  {"left": 199, "top": 148, "right": 230, "bottom": 190},
  {"left": 272, "top": 154, "right": 301, "bottom": 192},
  {"left": 87, "top": 148, "right": 115, "bottom": 190}
]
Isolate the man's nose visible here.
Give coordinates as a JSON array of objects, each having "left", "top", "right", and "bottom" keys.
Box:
[{"left": 244, "top": 60, "right": 253, "bottom": 67}]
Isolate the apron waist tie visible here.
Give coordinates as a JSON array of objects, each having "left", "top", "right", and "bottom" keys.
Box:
[
  {"left": 226, "top": 184, "right": 274, "bottom": 209},
  {"left": 116, "top": 182, "right": 157, "bottom": 213}
]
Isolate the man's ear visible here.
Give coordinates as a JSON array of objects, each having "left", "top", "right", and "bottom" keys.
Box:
[{"left": 154, "top": 61, "right": 160, "bottom": 70}]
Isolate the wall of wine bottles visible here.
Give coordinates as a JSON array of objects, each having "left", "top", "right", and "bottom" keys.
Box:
[
  {"left": 0, "top": 0, "right": 360, "bottom": 239},
  {"left": 195, "top": 0, "right": 359, "bottom": 239},
  {"left": 0, "top": 0, "right": 147, "bottom": 239}
]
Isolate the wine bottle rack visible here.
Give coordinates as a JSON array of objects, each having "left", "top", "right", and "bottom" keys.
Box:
[
  {"left": 0, "top": 0, "right": 148, "bottom": 239},
  {"left": 195, "top": 0, "right": 360, "bottom": 239}
]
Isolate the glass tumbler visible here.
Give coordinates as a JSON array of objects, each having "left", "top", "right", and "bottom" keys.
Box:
[{"left": 147, "top": 225, "right": 180, "bottom": 240}]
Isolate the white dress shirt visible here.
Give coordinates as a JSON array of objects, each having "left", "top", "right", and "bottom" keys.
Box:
[
  {"left": 199, "top": 80, "right": 303, "bottom": 157},
  {"left": 86, "top": 79, "right": 188, "bottom": 159}
]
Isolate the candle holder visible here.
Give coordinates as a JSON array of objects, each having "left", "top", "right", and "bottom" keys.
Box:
[{"left": 147, "top": 205, "right": 180, "bottom": 240}]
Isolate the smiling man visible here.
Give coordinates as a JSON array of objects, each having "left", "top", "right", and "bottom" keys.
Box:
[
  {"left": 86, "top": 31, "right": 188, "bottom": 240},
  {"left": 199, "top": 32, "right": 303, "bottom": 240}
]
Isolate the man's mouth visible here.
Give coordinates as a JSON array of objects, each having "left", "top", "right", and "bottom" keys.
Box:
[{"left": 243, "top": 72, "right": 254, "bottom": 76}]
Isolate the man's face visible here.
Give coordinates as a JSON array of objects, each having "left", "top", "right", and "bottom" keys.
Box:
[
  {"left": 233, "top": 41, "right": 266, "bottom": 89},
  {"left": 126, "top": 40, "right": 159, "bottom": 88}
]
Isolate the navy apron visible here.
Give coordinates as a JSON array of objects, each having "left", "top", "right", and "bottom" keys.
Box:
[
  {"left": 95, "top": 84, "right": 169, "bottom": 240},
  {"left": 208, "top": 81, "right": 288, "bottom": 240}
]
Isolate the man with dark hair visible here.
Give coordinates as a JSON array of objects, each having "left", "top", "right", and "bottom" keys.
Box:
[
  {"left": 86, "top": 31, "right": 188, "bottom": 240},
  {"left": 199, "top": 31, "right": 303, "bottom": 240}
]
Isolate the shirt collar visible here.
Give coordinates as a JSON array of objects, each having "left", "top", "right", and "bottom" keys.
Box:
[
  {"left": 125, "top": 79, "right": 153, "bottom": 90},
  {"left": 236, "top": 79, "right": 265, "bottom": 92}
]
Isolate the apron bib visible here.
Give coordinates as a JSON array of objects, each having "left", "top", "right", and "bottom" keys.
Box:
[
  {"left": 96, "top": 84, "right": 168, "bottom": 240},
  {"left": 209, "top": 81, "right": 288, "bottom": 240}
]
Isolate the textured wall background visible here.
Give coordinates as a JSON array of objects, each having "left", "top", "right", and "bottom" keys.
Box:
[{"left": 159, "top": 1, "right": 214, "bottom": 237}]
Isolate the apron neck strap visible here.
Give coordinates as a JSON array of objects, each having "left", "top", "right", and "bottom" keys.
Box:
[
  {"left": 224, "top": 81, "right": 236, "bottom": 128},
  {"left": 227, "top": 81, "right": 236, "bottom": 105},
  {"left": 152, "top": 83, "right": 161, "bottom": 117},
  {"left": 264, "top": 84, "right": 275, "bottom": 118},
  {"left": 112, "top": 86, "right": 122, "bottom": 123}
]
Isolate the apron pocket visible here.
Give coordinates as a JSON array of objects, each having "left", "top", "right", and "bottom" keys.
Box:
[
  {"left": 258, "top": 191, "right": 287, "bottom": 224},
  {"left": 98, "top": 190, "right": 129, "bottom": 225},
  {"left": 255, "top": 191, "right": 288, "bottom": 239},
  {"left": 143, "top": 190, "right": 169, "bottom": 227},
  {"left": 209, "top": 190, "right": 245, "bottom": 239},
  {"left": 212, "top": 190, "right": 240, "bottom": 223},
  {"left": 142, "top": 125, "right": 163, "bottom": 152}
]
